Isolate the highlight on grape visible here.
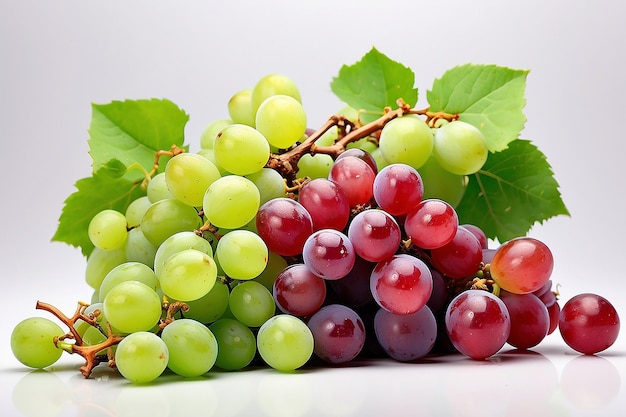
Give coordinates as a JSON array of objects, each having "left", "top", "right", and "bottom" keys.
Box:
[{"left": 10, "top": 47, "right": 620, "bottom": 383}]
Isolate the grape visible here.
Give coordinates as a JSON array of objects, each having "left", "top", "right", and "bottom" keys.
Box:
[
  {"left": 273, "top": 263, "right": 327, "bottom": 316},
  {"left": 296, "top": 153, "right": 334, "bottom": 179},
  {"left": 161, "top": 318, "right": 218, "bottom": 377},
  {"left": 84, "top": 247, "right": 127, "bottom": 289},
  {"left": 125, "top": 227, "right": 157, "bottom": 268},
  {"left": 228, "top": 89, "right": 255, "bottom": 127},
  {"left": 180, "top": 281, "right": 230, "bottom": 324},
  {"left": 255, "top": 95, "right": 307, "bottom": 149},
  {"left": 500, "top": 291, "right": 550, "bottom": 349},
  {"left": 257, "top": 314, "right": 313, "bottom": 371},
  {"left": 336, "top": 147, "right": 378, "bottom": 174},
  {"left": 430, "top": 225, "right": 483, "bottom": 279},
  {"left": 302, "top": 229, "right": 355, "bottom": 280},
  {"left": 307, "top": 304, "right": 366, "bottom": 364},
  {"left": 215, "top": 230, "right": 268, "bottom": 280},
  {"left": 125, "top": 196, "right": 152, "bottom": 228},
  {"left": 347, "top": 209, "right": 401, "bottom": 262},
  {"left": 141, "top": 199, "right": 203, "bottom": 247},
  {"left": 165, "top": 153, "right": 221, "bottom": 206},
  {"left": 209, "top": 318, "right": 257, "bottom": 370},
  {"left": 373, "top": 163, "right": 423, "bottom": 216},
  {"left": 254, "top": 251, "right": 289, "bottom": 291},
  {"left": 200, "top": 118, "right": 233, "bottom": 149},
  {"left": 11, "top": 317, "right": 64, "bottom": 368},
  {"left": 203, "top": 175, "right": 260, "bottom": 229},
  {"left": 214, "top": 124, "right": 270, "bottom": 175},
  {"left": 433, "top": 120, "right": 488, "bottom": 175},
  {"left": 328, "top": 156, "right": 376, "bottom": 207},
  {"left": 251, "top": 73, "right": 302, "bottom": 116},
  {"left": 328, "top": 255, "right": 375, "bottom": 308},
  {"left": 98, "top": 261, "right": 158, "bottom": 302},
  {"left": 147, "top": 172, "right": 175, "bottom": 203},
  {"left": 426, "top": 268, "right": 449, "bottom": 313},
  {"left": 229, "top": 280, "right": 276, "bottom": 327},
  {"left": 88, "top": 209, "right": 128, "bottom": 250},
  {"left": 418, "top": 155, "right": 467, "bottom": 207},
  {"left": 404, "top": 199, "right": 458, "bottom": 250},
  {"left": 196, "top": 147, "right": 228, "bottom": 176},
  {"left": 374, "top": 306, "right": 437, "bottom": 361},
  {"left": 559, "top": 293, "right": 620, "bottom": 354},
  {"left": 298, "top": 178, "right": 350, "bottom": 231},
  {"left": 153, "top": 231, "right": 214, "bottom": 277},
  {"left": 256, "top": 197, "right": 313, "bottom": 256},
  {"left": 547, "top": 301, "right": 560, "bottom": 335},
  {"left": 490, "top": 237, "right": 554, "bottom": 294},
  {"left": 114, "top": 331, "right": 169, "bottom": 383},
  {"left": 461, "top": 224, "right": 488, "bottom": 249},
  {"left": 158, "top": 248, "right": 217, "bottom": 301},
  {"left": 445, "top": 290, "right": 511, "bottom": 359},
  {"left": 103, "top": 280, "right": 162, "bottom": 334},
  {"left": 246, "top": 168, "right": 286, "bottom": 205},
  {"left": 370, "top": 254, "right": 433, "bottom": 315},
  {"left": 378, "top": 115, "right": 433, "bottom": 169}
]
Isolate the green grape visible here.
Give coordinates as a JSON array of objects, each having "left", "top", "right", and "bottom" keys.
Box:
[
  {"left": 99, "top": 261, "right": 158, "bottom": 302},
  {"left": 11, "top": 317, "right": 65, "bottom": 369},
  {"left": 379, "top": 115, "right": 434, "bottom": 169},
  {"left": 346, "top": 137, "right": 378, "bottom": 154},
  {"left": 147, "top": 172, "right": 175, "bottom": 203},
  {"left": 419, "top": 154, "right": 468, "bottom": 207},
  {"left": 433, "top": 120, "right": 489, "bottom": 175},
  {"left": 114, "top": 331, "right": 168, "bottom": 383},
  {"left": 165, "top": 153, "right": 221, "bottom": 207},
  {"left": 154, "top": 231, "right": 214, "bottom": 277},
  {"left": 85, "top": 247, "right": 127, "bottom": 289},
  {"left": 314, "top": 125, "right": 338, "bottom": 147},
  {"left": 75, "top": 302, "right": 106, "bottom": 336},
  {"left": 125, "top": 227, "right": 157, "bottom": 268},
  {"left": 296, "top": 153, "right": 333, "bottom": 179},
  {"left": 229, "top": 280, "right": 275, "bottom": 327},
  {"left": 203, "top": 175, "right": 260, "bottom": 229},
  {"left": 141, "top": 199, "right": 202, "bottom": 247},
  {"left": 160, "top": 318, "right": 218, "bottom": 377},
  {"left": 200, "top": 118, "right": 233, "bottom": 149},
  {"left": 371, "top": 148, "right": 389, "bottom": 171},
  {"left": 336, "top": 105, "right": 359, "bottom": 124},
  {"left": 214, "top": 124, "right": 270, "bottom": 176},
  {"left": 256, "top": 314, "right": 314, "bottom": 371},
  {"left": 196, "top": 148, "right": 229, "bottom": 176},
  {"left": 88, "top": 209, "right": 128, "bottom": 250},
  {"left": 179, "top": 281, "right": 230, "bottom": 324},
  {"left": 209, "top": 318, "right": 256, "bottom": 370},
  {"left": 158, "top": 248, "right": 217, "bottom": 301},
  {"left": 103, "top": 281, "right": 162, "bottom": 334},
  {"left": 251, "top": 73, "right": 302, "bottom": 116},
  {"left": 228, "top": 89, "right": 256, "bottom": 127},
  {"left": 253, "top": 250, "right": 288, "bottom": 291},
  {"left": 255, "top": 95, "right": 307, "bottom": 149},
  {"left": 245, "top": 168, "right": 286, "bottom": 205},
  {"left": 216, "top": 230, "right": 268, "bottom": 280},
  {"left": 125, "top": 196, "right": 152, "bottom": 228}
]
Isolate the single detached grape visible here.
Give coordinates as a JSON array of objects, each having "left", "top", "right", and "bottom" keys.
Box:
[
  {"left": 373, "top": 163, "right": 424, "bottom": 216},
  {"left": 257, "top": 314, "right": 314, "bottom": 371},
  {"left": 161, "top": 318, "right": 218, "bottom": 377},
  {"left": 348, "top": 209, "right": 401, "bottom": 262},
  {"left": 209, "top": 318, "right": 257, "bottom": 370},
  {"left": 88, "top": 209, "right": 128, "bottom": 250},
  {"left": 273, "top": 263, "right": 327, "bottom": 317},
  {"left": 256, "top": 198, "right": 313, "bottom": 256},
  {"left": 214, "top": 124, "right": 270, "bottom": 175},
  {"left": 302, "top": 229, "right": 356, "bottom": 280},
  {"left": 115, "top": 331, "right": 169, "bottom": 383},
  {"left": 11, "top": 317, "right": 64, "bottom": 369},
  {"left": 433, "top": 120, "right": 488, "bottom": 175},
  {"left": 378, "top": 115, "right": 434, "bottom": 169},
  {"left": 306, "top": 304, "right": 366, "bottom": 364}
]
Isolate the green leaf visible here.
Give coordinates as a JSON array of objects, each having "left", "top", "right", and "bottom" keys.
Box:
[
  {"left": 427, "top": 64, "right": 528, "bottom": 152},
  {"left": 331, "top": 47, "right": 417, "bottom": 123},
  {"left": 89, "top": 98, "right": 188, "bottom": 179},
  {"left": 52, "top": 164, "right": 146, "bottom": 257},
  {"left": 456, "top": 139, "right": 569, "bottom": 242}
]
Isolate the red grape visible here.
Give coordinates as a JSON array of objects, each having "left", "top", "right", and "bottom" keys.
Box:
[
  {"left": 490, "top": 237, "right": 553, "bottom": 294},
  {"left": 307, "top": 304, "right": 366, "bottom": 364},
  {"left": 404, "top": 199, "right": 458, "bottom": 249},
  {"left": 373, "top": 163, "right": 423, "bottom": 216},
  {"left": 430, "top": 226, "right": 483, "bottom": 279},
  {"left": 256, "top": 198, "right": 313, "bottom": 256},
  {"left": 302, "top": 229, "right": 355, "bottom": 280},
  {"left": 273, "top": 264, "right": 327, "bottom": 317},
  {"left": 298, "top": 178, "right": 350, "bottom": 231},
  {"left": 347, "top": 209, "right": 401, "bottom": 262},
  {"left": 500, "top": 291, "right": 549, "bottom": 349},
  {"left": 328, "top": 156, "right": 376, "bottom": 207}
]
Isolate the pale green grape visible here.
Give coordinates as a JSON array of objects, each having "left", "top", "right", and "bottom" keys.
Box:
[
  {"left": 251, "top": 73, "right": 302, "bottom": 116},
  {"left": 85, "top": 247, "right": 127, "bottom": 289},
  {"left": 254, "top": 251, "right": 288, "bottom": 291},
  {"left": 125, "top": 227, "right": 157, "bottom": 268},
  {"left": 314, "top": 125, "right": 338, "bottom": 147},
  {"left": 88, "top": 209, "right": 128, "bottom": 250},
  {"left": 209, "top": 318, "right": 256, "bottom": 370},
  {"left": 214, "top": 124, "right": 270, "bottom": 175},
  {"left": 216, "top": 230, "right": 268, "bottom": 280},
  {"left": 296, "top": 153, "right": 333, "bottom": 179},
  {"left": 75, "top": 302, "right": 106, "bottom": 336},
  {"left": 336, "top": 105, "right": 359, "bottom": 124},
  {"left": 255, "top": 95, "right": 307, "bottom": 149},
  {"left": 114, "top": 331, "right": 168, "bottom": 383},
  {"left": 245, "top": 168, "right": 286, "bottom": 205},
  {"left": 200, "top": 118, "right": 233, "bottom": 149},
  {"left": 147, "top": 172, "right": 174, "bottom": 203},
  {"left": 103, "top": 281, "right": 162, "bottom": 334},
  {"left": 125, "top": 196, "right": 152, "bottom": 228},
  {"left": 228, "top": 89, "right": 256, "bottom": 127},
  {"left": 158, "top": 248, "right": 217, "bottom": 301},
  {"left": 196, "top": 148, "right": 229, "bottom": 176},
  {"left": 203, "top": 175, "right": 260, "bottom": 229},
  {"left": 11, "top": 317, "right": 65, "bottom": 368},
  {"left": 99, "top": 261, "right": 158, "bottom": 302},
  {"left": 433, "top": 120, "right": 489, "bottom": 175},
  {"left": 371, "top": 148, "right": 389, "bottom": 171},
  {"left": 161, "top": 318, "right": 218, "bottom": 377},
  {"left": 141, "top": 199, "right": 202, "bottom": 247},
  {"left": 346, "top": 137, "right": 378, "bottom": 154},
  {"left": 379, "top": 115, "right": 433, "bottom": 169},
  {"left": 154, "top": 231, "right": 214, "bottom": 277},
  {"left": 180, "top": 281, "right": 230, "bottom": 324},
  {"left": 256, "top": 314, "right": 314, "bottom": 371},
  {"left": 419, "top": 154, "right": 468, "bottom": 207},
  {"left": 229, "top": 281, "right": 275, "bottom": 327},
  {"left": 165, "top": 153, "right": 221, "bottom": 207}
]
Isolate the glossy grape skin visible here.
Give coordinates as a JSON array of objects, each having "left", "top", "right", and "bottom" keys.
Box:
[
  {"left": 255, "top": 95, "right": 307, "bottom": 149},
  {"left": 404, "top": 199, "right": 458, "bottom": 249},
  {"left": 461, "top": 224, "right": 488, "bottom": 249},
  {"left": 347, "top": 209, "right": 401, "bottom": 262},
  {"left": 257, "top": 315, "right": 314, "bottom": 372},
  {"left": 114, "top": 332, "right": 169, "bottom": 383},
  {"left": 378, "top": 115, "right": 434, "bottom": 170},
  {"left": 430, "top": 226, "right": 483, "bottom": 279},
  {"left": 203, "top": 175, "right": 260, "bottom": 230},
  {"left": 165, "top": 152, "right": 221, "bottom": 206},
  {"left": 88, "top": 209, "right": 128, "bottom": 250},
  {"left": 98, "top": 261, "right": 158, "bottom": 302},
  {"left": 298, "top": 178, "right": 350, "bottom": 231},
  {"left": 433, "top": 120, "right": 488, "bottom": 175},
  {"left": 214, "top": 124, "right": 270, "bottom": 176},
  {"left": 229, "top": 281, "right": 276, "bottom": 328},
  {"left": 103, "top": 280, "right": 163, "bottom": 334},
  {"left": 500, "top": 291, "right": 549, "bottom": 349},
  {"left": 328, "top": 156, "right": 376, "bottom": 207},
  {"left": 251, "top": 73, "right": 302, "bottom": 116},
  {"left": 11, "top": 317, "right": 64, "bottom": 369},
  {"left": 160, "top": 318, "right": 218, "bottom": 377},
  {"left": 141, "top": 199, "right": 203, "bottom": 247},
  {"left": 302, "top": 229, "right": 355, "bottom": 280},
  {"left": 335, "top": 148, "right": 378, "bottom": 174},
  {"left": 256, "top": 198, "right": 313, "bottom": 256},
  {"left": 209, "top": 318, "right": 257, "bottom": 370},
  {"left": 215, "top": 230, "right": 268, "bottom": 280},
  {"left": 306, "top": 304, "right": 366, "bottom": 364},
  {"left": 373, "top": 163, "right": 423, "bottom": 216},
  {"left": 559, "top": 293, "right": 620, "bottom": 355},
  {"left": 273, "top": 264, "right": 327, "bottom": 317},
  {"left": 158, "top": 248, "right": 218, "bottom": 302},
  {"left": 374, "top": 306, "right": 437, "bottom": 361}
]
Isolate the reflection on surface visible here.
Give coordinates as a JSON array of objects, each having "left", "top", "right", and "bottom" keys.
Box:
[
  {"left": 560, "top": 354, "right": 621, "bottom": 410},
  {"left": 12, "top": 370, "right": 71, "bottom": 417}
]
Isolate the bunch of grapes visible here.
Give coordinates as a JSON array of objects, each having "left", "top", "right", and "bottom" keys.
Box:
[{"left": 11, "top": 73, "right": 620, "bottom": 383}]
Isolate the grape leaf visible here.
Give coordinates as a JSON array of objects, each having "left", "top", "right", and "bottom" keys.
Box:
[
  {"left": 427, "top": 64, "right": 528, "bottom": 152},
  {"left": 52, "top": 162, "right": 146, "bottom": 257},
  {"left": 331, "top": 47, "right": 417, "bottom": 123},
  {"left": 455, "top": 139, "right": 569, "bottom": 242}
]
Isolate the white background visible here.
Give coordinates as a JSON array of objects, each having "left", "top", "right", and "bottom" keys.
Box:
[{"left": 1, "top": 1, "right": 625, "bottom": 416}]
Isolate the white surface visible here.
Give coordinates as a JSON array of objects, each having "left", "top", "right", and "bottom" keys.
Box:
[{"left": 1, "top": 1, "right": 625, "bottom": 416}]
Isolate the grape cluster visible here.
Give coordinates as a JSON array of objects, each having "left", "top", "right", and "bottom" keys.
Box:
[{"left": 11, "top": 73, "right": 621, "bottom": 383}]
